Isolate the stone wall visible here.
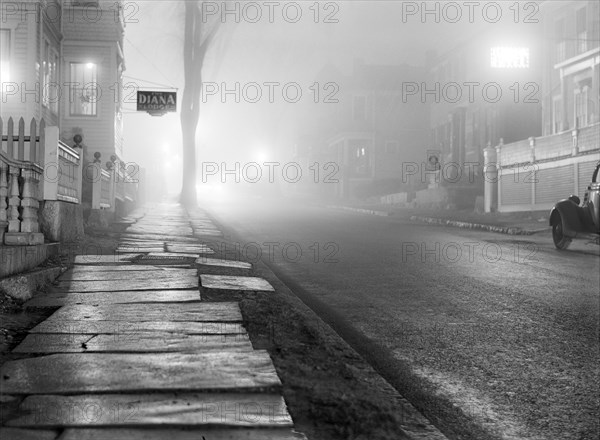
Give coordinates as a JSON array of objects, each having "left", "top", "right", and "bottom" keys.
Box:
[{"left": 38, "top": 201, "right": 85, "bottom": 243}]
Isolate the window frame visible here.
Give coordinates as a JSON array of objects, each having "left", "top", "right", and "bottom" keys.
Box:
[
  {"left": 574, "top": 86, "right": 590, "bottom": 129},
  {"left": 68, "top": 61, "right": 99, "bottom": 117},
  {"left": 42, "top": 37, "right": 60, "bottom": 114},
  {"left": 552, "top": 95, "right": 562, "bottom": 134}
]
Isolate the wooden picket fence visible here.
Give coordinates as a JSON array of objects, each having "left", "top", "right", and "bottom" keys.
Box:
[
  {"left": 0, "top": 117, "right": 82, "bottom": 244},
  {"left": 1, "top": 116, "right": 142, "bottom": 244},
  {"left": 0, "top": 117, "right": 44, "bottom": 163}
]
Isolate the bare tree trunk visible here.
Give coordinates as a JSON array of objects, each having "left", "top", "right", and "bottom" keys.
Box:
[
  {"left": 179, "top": 1, "right": 219, "bottom": 207},
  {"left": 179, "top": 2, "right": 199, "bottom": 207}
]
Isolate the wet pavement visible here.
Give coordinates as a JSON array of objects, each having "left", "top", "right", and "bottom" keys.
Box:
[{"left": 0, "top": 203, "right": 306, "bottom": 440}]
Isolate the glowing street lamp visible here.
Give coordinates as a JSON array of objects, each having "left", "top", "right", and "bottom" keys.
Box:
[{"left": 490, "top": 47, "right": 530, "bottom": 69}]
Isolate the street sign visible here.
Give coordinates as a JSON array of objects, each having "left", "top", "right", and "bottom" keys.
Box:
[{"left": 137, "top": 91, "right": 177, "bottom": 113}]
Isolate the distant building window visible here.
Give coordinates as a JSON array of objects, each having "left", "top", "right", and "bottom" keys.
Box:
[
  {"left": 42, "top": 39, "right": 59, "bottom": 113},
  {"left": 353, "top": 96, "right": 366, "bottom": 121},
  {"left": 70, "top": 62, "right": 98, "bottom": 116},
  {"left": 575, "top": 86, "right": 589, "bottom": 128},
  {"left": 0, "top": 29, "right": 10, "bottom": 83},
  {"left": 552, "top": 96, "right": 562, "bottom": 134},
  {"left": 555, "top": 18, "right": 566, "bottom": 62},
  {"left": 355, "top": 145, "right": 368, "bottom": 175},
  {"left": 576, "top": 7, "right": 587, "bottom": 54},
  {"left": 349, "top": 140, "right": 369, "bottom": 176}
]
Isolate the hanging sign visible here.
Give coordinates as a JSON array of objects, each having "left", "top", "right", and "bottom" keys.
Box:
[{"left": 137, "top": 91, "right": 177, "bottom": 112}]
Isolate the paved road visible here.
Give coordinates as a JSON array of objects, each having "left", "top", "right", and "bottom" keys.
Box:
[{"left": 205, "top": 195, "right": 600, "bottom": 440}]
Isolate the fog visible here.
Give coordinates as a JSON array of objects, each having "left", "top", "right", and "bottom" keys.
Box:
[{"left": 122, "top": 1, "right": 532, "bottom": 196}]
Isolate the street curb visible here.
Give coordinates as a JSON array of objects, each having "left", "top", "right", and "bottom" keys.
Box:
[
  {"left": 326, "top": 205, "right": 393, "bottom": 217},
  {"left": 0, "top": 266, "right": 63, "bottom": 302},
  {"left": 202, "top": 207, "right": 449, "bottom": 440},
  {"left": 325, "top": 205, "right": 549, "bottom": 236},
  {"left": 409, "top": 215, "right": 549, "bottom": 236}
]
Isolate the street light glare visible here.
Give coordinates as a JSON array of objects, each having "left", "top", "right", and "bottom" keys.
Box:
[
  {"left": 256, "top": 151, "right": 269, "bottom": 163},
  {"left": 490, "top": 47, "right": 530, "bottom": 68}
]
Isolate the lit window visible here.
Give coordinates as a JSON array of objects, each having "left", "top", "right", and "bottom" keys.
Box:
[
  {"left": 0, "top": 29, "right": 10, "bottom": 84},
  {"left": 490, "top": 47, "right": 530, "bottom": 69},
  {"left": 70, "top": 62, "right": 98, "bottom": 116},
  {"left": 42, "top": 40, "right": 59, "bottom": 113}
]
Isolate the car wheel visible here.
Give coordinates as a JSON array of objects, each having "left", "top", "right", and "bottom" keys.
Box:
[{"left": 552, "top": 214, "right": 572, "bottom": 250}]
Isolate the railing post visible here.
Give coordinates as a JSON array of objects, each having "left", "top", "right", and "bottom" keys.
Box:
[
  {"left": 109, "top": 166, "right": 116, "bottom": 213},
  {"left": 529, "top": 137, "right": 536, "bottom": 162},
  {"left": 495, "top": 143, "right": 503, "bottom": 212},
  {"left": 73, "top": 135, "right": 83, "bottom": 203},
  {"left": 20, "top": 168, "right": 41, "bottom": 233},
  {"left": 42, "top": 126, "right": 60, "bottom": 201},
  {"left": 483, "top": 142, "right": 497, "bottom": 213},
  {"left": 91, "top": 161, "right": 102, "bottom": 210},
  {"left": 7, "top": 166, "right": 21, "bottom": 232},
  {"left": 571, "top": 128, "right": 579, "bottom": 156}
]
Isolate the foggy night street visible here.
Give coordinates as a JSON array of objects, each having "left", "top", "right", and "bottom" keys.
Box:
[
  {"left": 206, "top": 196, "right": 600, "bottom": 440},
  {"left": 1, "top": 1, "right": 600, "bottom": 440}
]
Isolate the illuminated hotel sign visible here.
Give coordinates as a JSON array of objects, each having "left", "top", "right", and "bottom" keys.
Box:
[{"left": 490, "top": 47, "right": 530, "bottom": 68}]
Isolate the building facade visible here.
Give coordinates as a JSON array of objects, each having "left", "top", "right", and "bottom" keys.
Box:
[
  {"left": 292, "top": 60, "right": 430, "bottom": 200},
  {"left": 1, "top": 0, "right": 126, "bottom": 164},
  {"left": 540, "top": 0, "right": 599, "bottom": 135},
  {"left": 428, "top": 20, "right": 543, "bottom": 180},
  {"left": 488, "top": 0, "right": 600, "bottom": 213}
]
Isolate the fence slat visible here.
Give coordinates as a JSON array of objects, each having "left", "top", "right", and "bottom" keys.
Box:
[
  {"left": 18, "top": 117, "right": 25, "bottom": 161},
  {"left": 29, "top": 118, "right": 37, "bottom": 163},
  {"left": 6, "top": 117, "right": 14, "bottom": 159}
]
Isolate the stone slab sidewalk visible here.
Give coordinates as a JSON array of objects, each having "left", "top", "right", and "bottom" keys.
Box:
[{"left": 1, "top": 203, "right": 306, "bottom": 440}]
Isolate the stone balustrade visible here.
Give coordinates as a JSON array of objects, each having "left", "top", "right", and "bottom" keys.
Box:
[
  {"left": 1, "top": 117, "right": 46, "bottom": 245},
  {"left": 89, "top": 152, "right": 139, "bottom": 213},
  {"left": 1, "top": 116, "right": 144, "bottom": 244},
  {"left": 0, "top": 152, "right": 44, "bottom": 245}
]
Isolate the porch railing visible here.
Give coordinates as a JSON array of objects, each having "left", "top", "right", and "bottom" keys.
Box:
[
  {"left": 1, "top": 117, "right": 47, "bottom": 244},
  {"left": 1, "top": 116, "right": 83, "bottom": 244},
  {"left": 2, "top": 116, "right": 143, "bottom": 244},
  {"left": 89, "top": 154, "right": 140, "bottom": 212}
]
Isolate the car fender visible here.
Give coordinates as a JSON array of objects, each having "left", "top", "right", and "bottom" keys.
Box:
[{"left": 549, "top": 200, "right": 582, "bottom": 238}]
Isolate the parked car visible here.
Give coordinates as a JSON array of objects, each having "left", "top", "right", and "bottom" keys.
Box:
[{"left": 549, "top": 161, "right": 600, "bottom": 250}]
